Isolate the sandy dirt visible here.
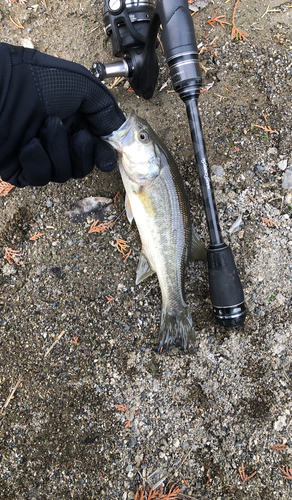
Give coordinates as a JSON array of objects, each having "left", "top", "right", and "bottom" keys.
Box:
[{"left": 0, "top": 1, "right": 292, "bottom": 499}]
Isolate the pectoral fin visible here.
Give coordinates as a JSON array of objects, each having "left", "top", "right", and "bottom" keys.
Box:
[
  {"left": 189, "top": 226, "right": 207, "bottom": 262},
  {"left": 125, "top": 194, "right": 134, "bottom": 224},
  {"left": 136, "top": 249, "right": 155, "bottom": 285}
]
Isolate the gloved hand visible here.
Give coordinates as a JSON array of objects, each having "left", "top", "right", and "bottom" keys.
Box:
[{"left": 0, "top": 43, "right": 125, "bottom": 187}]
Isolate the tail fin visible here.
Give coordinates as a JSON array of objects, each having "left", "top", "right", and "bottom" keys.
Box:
[{"left": 158, "top": 306, "right": 196, "bottom": 352}]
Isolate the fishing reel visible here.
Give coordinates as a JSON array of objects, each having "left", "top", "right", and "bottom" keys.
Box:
[{"left": 92, "top": 0, "right": 160, "bottom": 99}]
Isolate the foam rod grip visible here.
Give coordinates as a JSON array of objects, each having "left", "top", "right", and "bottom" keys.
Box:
[{"left": 207, "top": 244, "right": 246, "bottom": 327}]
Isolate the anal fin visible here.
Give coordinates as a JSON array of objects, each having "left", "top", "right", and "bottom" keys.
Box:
[
  {"left": 189, "top": 226, "right": 207, "bottom": 262},
  {"left": 136, "top": 249, "right": 155, "bottom": 285}
]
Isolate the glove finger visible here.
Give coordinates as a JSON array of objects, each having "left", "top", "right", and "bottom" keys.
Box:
[
  {"left": 19, "top": 138, "right": 52, "bottom": 187},
  {"left": 93, "top": 138, "right": 118, "bottom": 173},
  {"left": 39, "top": 116, "right": 72, "bottom": 183},
  {"left": 69, "top": 129, "right": 95, "bottom": 179}
]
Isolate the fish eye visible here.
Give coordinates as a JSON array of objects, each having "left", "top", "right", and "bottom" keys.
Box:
[{"left": 139, "top": 131, "right": 149, "bottom": 142}]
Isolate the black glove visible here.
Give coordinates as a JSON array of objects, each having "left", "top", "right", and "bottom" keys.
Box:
[{"left": 0, "top": 43, "right": 125, "bottom": 187}]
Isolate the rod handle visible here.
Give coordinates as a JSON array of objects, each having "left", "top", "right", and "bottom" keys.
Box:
[{"left": 207, "top": 245, "right": 246, "bottom": 327}]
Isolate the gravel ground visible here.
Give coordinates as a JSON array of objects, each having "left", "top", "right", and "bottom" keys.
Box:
[{"left": 0, "top": 1, "right": 292, "bottom": 499}]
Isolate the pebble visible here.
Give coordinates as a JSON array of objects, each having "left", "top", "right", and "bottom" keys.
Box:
[
  {"left": 277, "top": 159, "right": 288, "bottom": 171},
  {"left": 173, "top": 438, "right": 180, "bottom": 448},
  {"left": 276, "top": 293, "right": 286, "bottom": 306},
  {"left": 211, "top": 165, "right": 224, "bottom": 176},
  {"left": 274, "top": 414, "right": 287, "bottom": 431},
  {"left": 21, "top": 38, "right": 34, "bottom": 49},
  {"left": 2, "top": 264, "right": 17, "bottom": 276},
  {"left": 267, "top": 147, "right": 278, "bottom": 155},
  {"left": 282, "top": 166, "right": 292, "bottom": 189}
]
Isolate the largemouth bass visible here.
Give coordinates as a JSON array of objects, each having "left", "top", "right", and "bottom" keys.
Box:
[{"left": 104, "top": 111, "right": 206, "bottom": 351}]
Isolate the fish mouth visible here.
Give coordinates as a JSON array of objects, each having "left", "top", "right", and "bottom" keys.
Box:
[{"left": 102, "top": 110, "right": 135, "bottom": 152}]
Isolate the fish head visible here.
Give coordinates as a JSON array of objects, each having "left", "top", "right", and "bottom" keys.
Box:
[{"left": 103, "top": 110, "right": 160, "bottom": 185}]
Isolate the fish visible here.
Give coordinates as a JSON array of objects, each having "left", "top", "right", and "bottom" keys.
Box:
[{"left": 103, "top": 111, "right": 206, "bottom": 351}]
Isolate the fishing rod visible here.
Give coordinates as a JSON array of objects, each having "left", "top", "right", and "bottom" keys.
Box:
[{"left": 92, "top": 0, "right": 246, "bottom": 327}]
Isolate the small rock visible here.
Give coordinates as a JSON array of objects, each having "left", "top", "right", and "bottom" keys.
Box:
[
  {"left": 173, "top": 438, "right": 180, "bottom": 448},
  {"left": 182, "top": 441, "right": 190, "bottom": 450},
  {"left": 21, "top": 38, "right": 34, "bottom": 49},
  {"left": 211, "top": 165, "right": 224, "bottom": 176},
  {"left": 36, "top": 265, "right": 46, "bottom": 276},
  {"left": 277, "top": 159, "right": 288, "bottom": 171},
  {"left": 267, "top": 147, "right": 278, "bottom": 155},
  {"left": 276, "top": 293, "right": 286, "bottom": 306},
  {"left": 282, "top": 167, "right": 292, "bottom": 189},
  {"left": 128, "top": 437, "right": 137, "bottom": 448},
  {"left": 274, "top": 414, "right": 287, "bottom": 431},
  {"left": 2, "top": 264, "right": 17, "bottom": 276}
]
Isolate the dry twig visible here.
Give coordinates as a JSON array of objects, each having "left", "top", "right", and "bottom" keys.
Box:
[
  {"left": 135, "top": 484, "right": 183, "bottom": 500},
  {"left": 9, "top": 16, "right": 24, "bottom": 29},
  {"left": 4, "top": 247, "right": 27, "bottom": 265},
  {"left": 123, "top": 249, "right": 132, "bottom": 262},
  {"left": 114, "top": 404, "right": 129, "bottom": 412},
  {"left": 115, "top": 237, "right": 130, "bottom": 255},
  {"left": 0, "top": 180, "right": 14, "bottom": 196},
  {"left": 110, "top": 76, "right": 125, "bottom": 89},
  {"left": 262, "top": 6, "right": 281, "bottom": 17},
  {"left": 253, "top": 124, "right": 278, "bottom": 134},
  {"left": 44, "top": 330, "right": 66, "bottom": 358},
  {"left": 166, "top": 448, "right": 193, "bottom": 488},
  {"left": 0, "top": 375, "right": 23, "bottom": 415},
  {"left": 279, "top": 466, "right": 292, "bottom": 480},
  {"left": 231, "top": 0, "right": 248, "bottom": 41},
  {"left": 113, "top": 191, "right": 121, "bottom": 203},
  {"left": 271, "top": 443, "right": 288, "bottom": 451},
  {"left": 88, "top": 219, "right": 115, "bottom": 234},
  {"left": 29, "top": 232, "right": 44, "bottom": 241},
  {"left": 238, "top": 463, "right": 256, "bottom": 483},
  {"left": 261, "top": 217, "right": 278, "bottom": 228},
  {"left": 207, "top": 11, "right": 231, "bottom": 29}
]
